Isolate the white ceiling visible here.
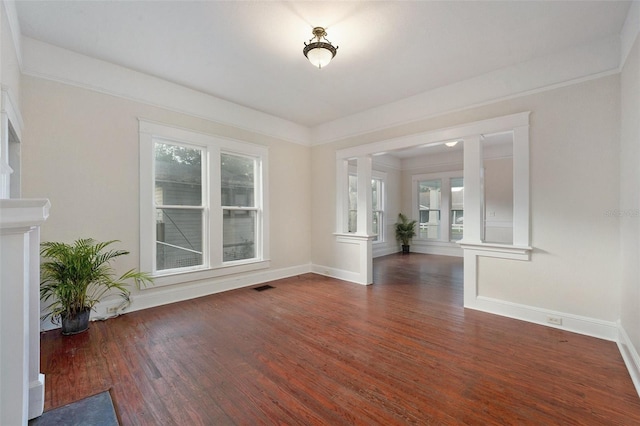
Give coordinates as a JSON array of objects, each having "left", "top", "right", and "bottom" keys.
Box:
[{"left": 14, "top": 1, "right": 631, "bottom": 128}]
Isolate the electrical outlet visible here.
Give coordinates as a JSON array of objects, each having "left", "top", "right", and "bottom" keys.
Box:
[
  {"left": 547, "top": 316, "right": 563, "bottom": 326},
  {"left": 106, "top": 307, "right": 119, "bottom": 314}
]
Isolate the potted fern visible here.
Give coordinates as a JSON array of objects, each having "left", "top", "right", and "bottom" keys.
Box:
[
  {"left": 395, "top": 213, "right": 417, "bottom": 253},
  {"left": 40, "top": 238, "right": 153, "bottom": 335}
]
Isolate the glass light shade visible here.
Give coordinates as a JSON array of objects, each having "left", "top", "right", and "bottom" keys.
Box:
[{"left": 306, "top": 47, "right": 334, "bottom": 69}]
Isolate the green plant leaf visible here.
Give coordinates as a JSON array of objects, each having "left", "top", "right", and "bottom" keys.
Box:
[{"left": 40, "top": 239, "right": 154, "bottom": 323}]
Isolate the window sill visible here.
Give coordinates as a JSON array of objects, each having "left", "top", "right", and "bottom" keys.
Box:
[
  {"left": 334, "top": 233, "right": 377, "bottom": 243},
  {"left": 146, "top": 259, "right": 271, "bottom": 288},
  {"left": 457, "top": 240, "right": 532, "bottom": 260}
]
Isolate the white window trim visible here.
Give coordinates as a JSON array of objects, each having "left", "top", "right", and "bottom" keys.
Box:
[
  {"left": 335, "top": 111, "right": 531, "bottom": 289},
  {"left": 372, "top": 171, "right": 386, "bottom": 244},
  {"left": 139, "top": 119, "right": 269, "bottom": 287},
  {"left": 412, "top": 171, "right": 462, "bottom": 243},
  {"left": 346, "top": 166, "right": 387, "bottom": 242}
]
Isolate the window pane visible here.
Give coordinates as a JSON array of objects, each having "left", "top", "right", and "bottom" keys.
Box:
[
  {"left": 372, "top": 211, "right": 381, "bottom": 242},
  {"left": 156, "top": 208, "right": 203, "bottom": 270},
  {"left": 372, "top": 179, "right": 379, "bottom": 211},
  {"left": 348, "top": 174, "right": 357, "bottom": 232},
  {"left": 418, "top": 179, "right": 441, "bottom": 239},
  {"left": 221, "top": 153, "right": 255, "bottom": 207},
  {"left": 451, "top": 177, "right": 464, "bottom": 241},
  {"left": 348, "top": 210, "right": 357, "bottom": 233},
  {"left": 155, "top": 142, "right": 202, "bottom": 206},
  {"left": 223, "top": 210, "right": 256, "bottom": 261}
]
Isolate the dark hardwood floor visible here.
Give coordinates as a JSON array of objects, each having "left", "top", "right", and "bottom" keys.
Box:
[{"left": 39, "top": 254, "right": 640, "bottom": 425}]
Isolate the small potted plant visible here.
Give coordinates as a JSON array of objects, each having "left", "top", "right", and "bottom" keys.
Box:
[
  {"left": 40, "top": 238, "right": 153, "bottom": 335},
  {"left": 395, "top": 213, "right": 417, "bottom": 253}
]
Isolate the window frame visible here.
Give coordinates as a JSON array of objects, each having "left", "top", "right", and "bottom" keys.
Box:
[
  {"left": 412, "top": 171, "right": 463, "bottom": 243},
  {"left": 416, "top": 178, "right": 442, "bottom": 240},
  {"left": 346, "top": 167, "right": 386, "bottom": 242},
  {"left": 220, "top": 151, "right": 263, "bottom": 264},
  {"left": 139, "top": 120, "right": 269, "bottom": 287},
  {"left": 153, "top": 139, "right": 208, "bottom": 274},
  {"left": 450, "top": 177, "right": 464, "bottom": 242},
  {"left": 371, "top": 175, "right": 385, "bottom": 243}
]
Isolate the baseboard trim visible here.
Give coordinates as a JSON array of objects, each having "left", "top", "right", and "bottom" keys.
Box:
[
  {"left": 617, "top": 322, "right": 640, "bottom": 398},
  {"left": 310, "top": 264, "right": 364, "bottom": 285},
  {"left": 411, "top": 243, "right": 463, "bottom": 257},
  {"left": 372, "top": 245, "right": 399, "bottom": 258},
  {"left": 468, "top": 296, "right": 619, "bottom": 341},
  {"left": 130, "top": 263, "right": 314, "bottom": 312},
  {"left": 41, "top": 263, "right": 313, "bottom": 331},
  {"left": 28, "top": 374, "right": 45, "bottom": 420}
]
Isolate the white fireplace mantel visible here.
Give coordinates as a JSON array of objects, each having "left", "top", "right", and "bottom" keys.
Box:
[{"left": 0, "top": 198, "right": 50, "bottom": 424}]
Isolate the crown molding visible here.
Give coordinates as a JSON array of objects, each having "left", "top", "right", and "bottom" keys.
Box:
[
  {"left": 311, "top": 35, "right": 621, "bottom": 146},
  {"left": 21, "top": 37, "right": 311, "bottom": 146},
  {"left": 17, "top": 21, "right": 627, "bottom": 150}
]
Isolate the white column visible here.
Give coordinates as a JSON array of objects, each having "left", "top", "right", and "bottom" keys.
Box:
[
  {"left": 0, "top": 199, "right": 50, "bottom": 424},
  {"left": 461, "top": 135, "right": 483, "bottom": 308},
  {"left": 28, "top": 227, "right": 45, "bottom": 420},
  {"left": 0, "top": 106, "right": 12, "bottom": 199},
  {"left": 356, "top": 156, "right": 373, "bottom": 284},
  {"left": 0, "top": 231, "right": 30, "bottom": 424},
  {"left": 356, "top": 156, "right": 372, "bottom": 236},
  {"left": 462, "top": 135, "right": 483, "bottom": 243},
  {"left": 512, "top": 125, "right": 530, "bottom": 247},
  {"left": 335, "top": 158, "right": 349, "bottom": 233}
]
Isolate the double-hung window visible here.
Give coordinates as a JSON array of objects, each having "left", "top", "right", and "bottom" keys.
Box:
[
  {"left": 371, "top": 177, "right": 384, "bottom": 242},
  {"left": 417, "top": 179, "right": 442, "bottom": 240},
  {"left": 221, "top": 153, "right": 260, "bottom": 262},
  {"left": 140, "top": 121, "right": 269, "bottom": 285},
  {"left": 450, "top": 177, "right": 464, "bottom": 241},
  {"left": 412, "top": 172, "right": 463, "bottom": 243},
  {"left": 154, "top": 141, "right": 206, "bottom": 271},
  {"left": 347, "top": 172, "right": 386, "bottom": 241}
]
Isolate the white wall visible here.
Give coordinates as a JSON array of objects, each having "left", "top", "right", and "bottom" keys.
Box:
[
  {"left": 311, "top": 74, "right": 621, "bottom": 324},
  {"left": 20, "top": 76, "right": 312, "bottom": 320},
  {"left": 619, "top": 22, "right": 640, "bottom": 375},
  {"left": 1, "top": 2, "right": 21, "bottom": 108}
]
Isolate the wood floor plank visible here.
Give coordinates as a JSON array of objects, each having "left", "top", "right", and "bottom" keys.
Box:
[{"left": 39, "top": 254, "right": 640, "bottom": 424}]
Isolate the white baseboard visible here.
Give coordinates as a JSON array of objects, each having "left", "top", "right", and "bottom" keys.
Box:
[
  {"left": 617, "top": 322, "right": 640, "bottom": 398},
  {"left": 127, "top": 263, "right": 312, "bottom": 313},
  {"left": 37, "top": 263, "right": 640, "bottom": 400},
  {"left": 468, "top": 296, "right": 619, "bottom": 341},
  {"left": 310, "top": 264, "right": 364, "bottom": 285},
  {"left": 411, "top": 243, "right": 463, "bottom": 257},
  {"left": 373, "top": 244, "right": 399, "bottom": 258},
  {"left": 41, "top": 263, "right": 313, "bottom": 331},
  {"left": 28, "top": 374, "right": 45, "bottom": 420}
]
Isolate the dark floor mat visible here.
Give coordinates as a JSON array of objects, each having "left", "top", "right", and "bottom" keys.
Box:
[{"left": 29, "top": 391, "right": 118, "bottom": 426}]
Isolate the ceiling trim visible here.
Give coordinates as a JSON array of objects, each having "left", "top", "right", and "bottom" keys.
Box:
[
  {"left": 17, "top": 6, "right": 631, "bottom": 151},
  {"left": 311, "top": 35, "right": 621, "bottom": 146},
  {"left": 20, "top": 37, "right": 312, "bottom": 146},
  {"left": 336, "top": 112, "right": 530, "bottom": 160}
]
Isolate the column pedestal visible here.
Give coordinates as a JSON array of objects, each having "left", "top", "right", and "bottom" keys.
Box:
[{"left": 0, "top": 199, "right": 50, "bottom": 424}]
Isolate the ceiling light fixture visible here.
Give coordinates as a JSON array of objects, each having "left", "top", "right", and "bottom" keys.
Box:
[
  {"left": 303, "top": 27, "right": 338, "bottom": 69},
  {"left": 445, "top": 141, "right": 459, "bottom": 147}
]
